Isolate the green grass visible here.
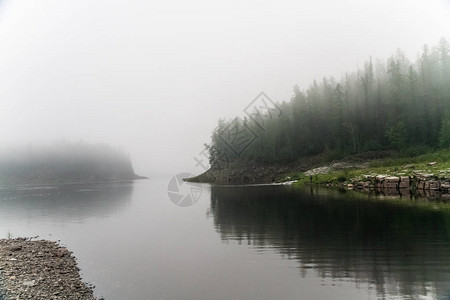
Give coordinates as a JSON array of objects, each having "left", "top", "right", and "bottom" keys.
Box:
[
  {"left": 370, "top": 149, "right": 450, "bottom": 169},
  {"left": 291, "top": 149, "right": 450, "bottom": 187}
]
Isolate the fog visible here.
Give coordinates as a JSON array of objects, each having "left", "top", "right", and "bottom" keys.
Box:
[{"left": 0, "top": 0, "right": 449, "bottom": 177}]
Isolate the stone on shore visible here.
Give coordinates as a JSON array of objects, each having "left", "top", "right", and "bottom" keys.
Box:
[
  {"left": 384, "top": 176, "right": 399, "bottom": 189},
  {"left": 0, "top": 238, "right": 98, "bottom": 300},
  {"left": 399, "top": 176, "right": 410, "bottom": 189}
]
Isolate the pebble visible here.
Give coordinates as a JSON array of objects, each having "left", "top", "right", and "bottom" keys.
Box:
[
  {"left": 22, "top": 280, "right": 35, "bottom": 287},
  {"left": 0, "top": 238, "right": 99, "bottom": 299}
]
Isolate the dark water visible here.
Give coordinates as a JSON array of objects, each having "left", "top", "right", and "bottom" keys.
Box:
[{"left": 0, "top": 178, "right": 449, "bottom": 299}]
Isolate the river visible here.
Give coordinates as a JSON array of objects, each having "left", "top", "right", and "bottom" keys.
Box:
[{"left": 0, "top": 177, "right": 449, "bottom": 299}]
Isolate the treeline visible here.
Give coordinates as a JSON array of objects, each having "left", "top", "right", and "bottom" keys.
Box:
[
  {"left": 0, "top": 141, "right": 143, "bottom": 183},
  {"left": 208, "top": 38, "right": 450, "bottom": 166}
]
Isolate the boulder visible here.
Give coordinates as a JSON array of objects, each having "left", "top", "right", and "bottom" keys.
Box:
[
  {"left": 376, "top": 175, "right": 386, "bottom": 182},
  {"left": 428, "top": 181, "right": 440, "bottom": 190},
  {"left": 441, "top": 183, "right": 450, "bottom": 192},
  {"left": 385, "top": 176, "right": 399, "bottom": 189},
  {"left": 4, "top": 245, "right": 22, "bottom": 252},
  {"left": 417, "top": 181, "right": 425, "bottom": 190},
  {"left": 399, "top": 176, "right": 410, "bottom": 189}
]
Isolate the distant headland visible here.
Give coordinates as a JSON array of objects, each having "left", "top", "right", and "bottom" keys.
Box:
[{"left": 0, "top": 141, "right": 147, "bottom": 185}]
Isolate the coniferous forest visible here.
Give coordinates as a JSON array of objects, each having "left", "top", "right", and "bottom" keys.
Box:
[
  {"left": 208, "top": 38, "right": 450, "bottom": 167},
  {"left": 0, "top": 141, "right": 144, "bottom": 183}
]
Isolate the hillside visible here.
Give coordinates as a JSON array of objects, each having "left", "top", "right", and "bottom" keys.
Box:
[{"left": 196, "top": 38, "right": 450, "bottom": 183}]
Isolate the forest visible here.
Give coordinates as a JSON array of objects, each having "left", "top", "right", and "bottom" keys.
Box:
[
  {"left": 0, "top": 141, "right": 143, "bottom": 184},
  {"left": 207, "top": 38, "right": 450, "bottom": 168}
]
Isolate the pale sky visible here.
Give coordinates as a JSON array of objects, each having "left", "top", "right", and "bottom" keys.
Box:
[{"left": 0, "top": 0, "right": 449, "bottom": 177}]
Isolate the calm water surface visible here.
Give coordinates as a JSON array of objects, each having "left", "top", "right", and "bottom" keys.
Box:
[{"left": 0, "top": 178, "right": 449, "bottom": 299}]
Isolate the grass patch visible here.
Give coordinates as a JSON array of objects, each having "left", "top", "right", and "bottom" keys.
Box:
[{"left": 293, "top": 149, "right": 450, "bottom": 187}]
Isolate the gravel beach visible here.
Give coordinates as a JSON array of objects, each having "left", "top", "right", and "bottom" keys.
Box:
[{"left": 0, "top": 238, "right": 98, "bottom": 300}]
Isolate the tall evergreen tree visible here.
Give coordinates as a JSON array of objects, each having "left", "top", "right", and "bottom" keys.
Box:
[{"left": 206, "top": 38, "right": 450, "bottom": 166}]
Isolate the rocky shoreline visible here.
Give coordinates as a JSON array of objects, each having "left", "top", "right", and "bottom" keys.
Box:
[
  {"left": 187, "top": 154, "right": 338, "bottom": 184},
  {"left": 299, "top": 161, "right": 450, "bottom": 199},
  {"left": 187, "top": 151, "right": 393, "bottom": 184},
  {"left": 341, "top": 171, "right": 450, "bottom": 198},
  {"left": 0, "top": 238, "right": 99, "bottom": 300},
  {"left": 189, "top": 153, "right": 450, "bottom": 200}
]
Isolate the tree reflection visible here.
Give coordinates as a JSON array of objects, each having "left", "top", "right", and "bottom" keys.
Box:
[{"left": 210, "top": 185, "right": 450, "bottom": 299}]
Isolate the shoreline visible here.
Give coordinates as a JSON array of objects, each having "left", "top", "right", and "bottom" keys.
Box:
[
  {"left": 186, "top": 151, "right": 395, "bottom": 185},
  {"left": 0, "top": 176, "right": 148, "bottom": 188},
  {"left": 187, "top": 151, "right": 450, "bottom": 199},
  {"left": 0, "top": 238, "right": 99, "bottom": 300},
  {"left": 297, "top": 161, "right": 450, "bottom": 199}
]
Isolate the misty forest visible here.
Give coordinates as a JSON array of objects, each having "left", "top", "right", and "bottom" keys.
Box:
[
  {"left": 208, "top": 38, "right": 450, "bottom": 166},
  {"left": 0, "top": 142, "right": 142, "bottom": 184}
]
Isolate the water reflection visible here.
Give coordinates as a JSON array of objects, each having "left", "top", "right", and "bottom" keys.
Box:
[
  {"left": 210, "top": 185, "right": 450, "bottom": 299},
  {"left": 0, "top": 181, "right": 134, "bottom": 224}
]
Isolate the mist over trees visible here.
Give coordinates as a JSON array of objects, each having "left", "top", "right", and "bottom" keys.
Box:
[
  {"left": 208, "top": 38, "right": 450, "bottom": 166},
  {"left": 0, "top": 141, "right": 142, "bottom": 183}
]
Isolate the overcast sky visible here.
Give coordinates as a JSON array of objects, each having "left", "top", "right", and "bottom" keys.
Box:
[{"left": 0, "top": 0, "right": 449, "bottom": 177}]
